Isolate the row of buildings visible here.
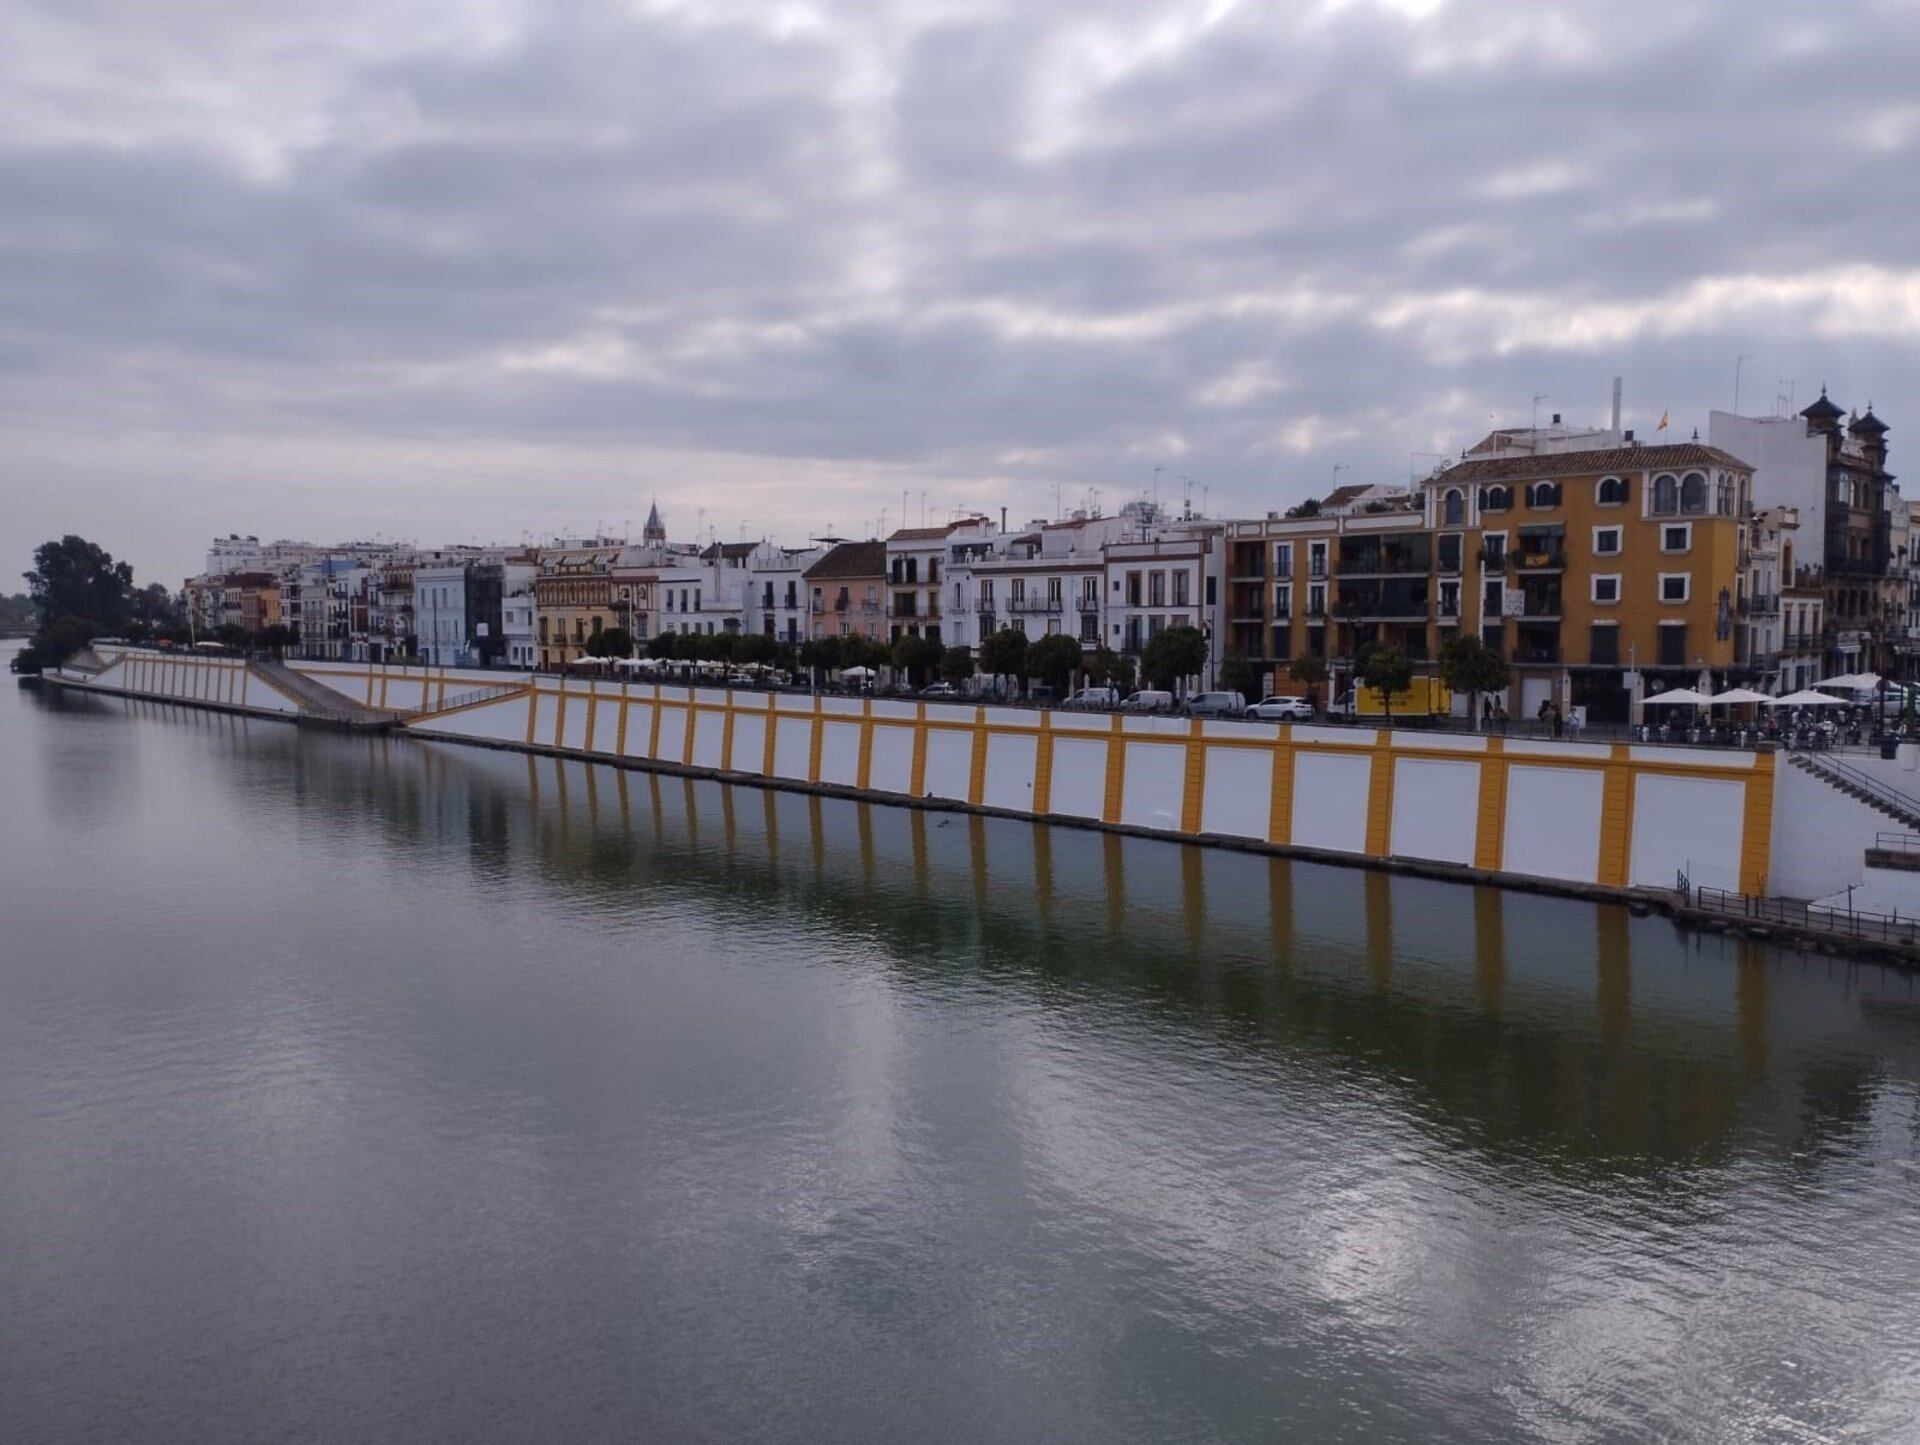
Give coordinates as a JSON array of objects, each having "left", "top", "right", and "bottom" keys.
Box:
[{"left": 182, "top": 389, "right": 1917, "bottom": 721}]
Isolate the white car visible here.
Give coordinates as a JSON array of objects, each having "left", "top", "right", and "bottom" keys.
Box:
[{"left": 1248, "top": 694, "right": 1313, "bottom": 722}]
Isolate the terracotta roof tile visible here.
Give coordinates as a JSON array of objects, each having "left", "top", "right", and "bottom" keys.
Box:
[
  {"left": 1436, "top": 442, "right": 1751, "bottom": 484},
  {"left": 802, "top": 539, "right": 887, "bottom": 580}
]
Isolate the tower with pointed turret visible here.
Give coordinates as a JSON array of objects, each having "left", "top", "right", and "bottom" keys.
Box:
[{"left": 643, "top": 500, "right": 666, "bottom": 545}]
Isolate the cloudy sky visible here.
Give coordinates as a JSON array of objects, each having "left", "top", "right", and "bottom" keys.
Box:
[{"left": 4, "top": 0, "right": 1918, "bottom": 586}]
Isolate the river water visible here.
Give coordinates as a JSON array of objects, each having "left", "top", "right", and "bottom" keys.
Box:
[{"left": 5, "top": 656, "right": 1920, "bottom": 1442}]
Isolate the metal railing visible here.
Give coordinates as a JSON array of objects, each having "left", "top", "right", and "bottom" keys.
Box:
[
  {"left": 1691, "top": 885, "right": 1920, "bottom": 950},
  {"left": 1798, "top": 753, "right": 1920, "bottom": 826},
  {"left": 1872, "top": 831, "right": 1920, "bottom": 854}
]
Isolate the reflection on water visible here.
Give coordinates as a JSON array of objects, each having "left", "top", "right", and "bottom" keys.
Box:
[{"left": 7, "top": 685, "right": 1920, "bottom": 1443}]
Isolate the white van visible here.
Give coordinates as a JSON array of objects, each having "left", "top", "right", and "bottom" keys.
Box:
[
  {"left": 1120, "top": 690, "right": 1175, "bottom": 714},
  {"left": 1063, "top": 686, "right": 1120, "bottom": 710}
]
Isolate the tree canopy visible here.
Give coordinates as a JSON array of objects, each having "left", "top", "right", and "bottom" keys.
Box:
[
  {"left": 25, "top": 535, "right": 135, "bottom": 633},
  {"left": 978, "top": 628, "right": 1029, "bottom": 692},
  {"left": 1436, "top": 633, "right": 1508, "bottom": 720},
  {"left": 1139, "top": 624, "right": 1207, "bottom": 691},
  {"left": 1025, "top": 632, "right": 1081, "bottom": 692},
  {"left": 1354, "top": 641, "right": 1416, "bottom": 724},
  {"left": 890, "top": 633, "right": 942, "bottom": 686},
  {"left": 1218, "top": 652, "right": 1261, "bottom": 702},
  {"left": 939, "top": 645, "right": 975, "bottom": 687}
]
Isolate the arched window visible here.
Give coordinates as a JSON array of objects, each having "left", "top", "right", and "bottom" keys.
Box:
[
  {"left": 1716, "top": 476, "right": 1733, "bottom": 514},
  {"left": 1479, "top": 486, "right": 1510, "bottom": 512},
  {"left": 1442, "top": 488, "right": 1464, "bottom": 525},
  {"left": 1526, "top": 482, "right": 1560, "bottom": 509},
  {"left": 1680, "top": 472, "right": 1707, "bottom": 513},
  {"left": 1653, "top": 473, "right": 1678, "bottom": 513},
  {"left": 1596, "top": 475, "right": 1627, "bottom": 507}
]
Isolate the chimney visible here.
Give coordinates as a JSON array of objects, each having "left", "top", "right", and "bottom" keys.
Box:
[
  {"left": 1000, "top": 506, "right": 1007, "bottom": 533},
  {"left": 1624, "top": 429, "right": 1636, "bottom": 445},
  {"left": 1611, "top": 376, "right": 1623, "bottom": 436},
  {"left": 1551, "top": 413, "right": 1562, "bottom": 426}
]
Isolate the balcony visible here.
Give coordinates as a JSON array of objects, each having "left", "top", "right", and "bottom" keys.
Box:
[
  {"left": 1511, "top": 548, "right": 1566, "bottom": 572},
  {"left": 1005, "top": 598, "right": 1064, "bottom": 614},
  {"left": 1335, "top": 553, "right": 1429, "bottom": 578},
  {"left": 1477, "top": 544, "right": 1508, "bottom": 568}
]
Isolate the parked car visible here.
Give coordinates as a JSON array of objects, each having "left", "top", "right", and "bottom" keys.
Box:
[
  {"left": 1119, "top": 689, "right": 1175, "bottom": 714},
  {"left": 1183, "top": 691, "right": 1248, "bottom": 718},
  {"left": 1248, "top": 694, "right": 1314, "bottom": 722},
  {"left": 1028, "top": 684, "right": 1058, "bottom": 706},
  {"left": 919, "top": 681, "right": 961, "bottom": 698},
  {"left": 1063, "top": 686, "right": 1120, "bottom": 710}
]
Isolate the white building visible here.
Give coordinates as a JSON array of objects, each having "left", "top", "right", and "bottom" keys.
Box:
[
  {"left": 1105, "top": 523, "right": 1226, "bottom": 675},
  {"left": 501, "top": 560, "right": 537, "bottom": 669},
  {"left": 746, "top": 543, "right": 825, "bottom": 645},
  {"left": 415, "top": 561, "right": 471, "bottom": 666}
]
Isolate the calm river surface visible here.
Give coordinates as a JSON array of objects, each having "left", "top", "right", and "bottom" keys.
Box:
[{"left": 6, "top": 654, "right": 1920, "bottom": 1442}]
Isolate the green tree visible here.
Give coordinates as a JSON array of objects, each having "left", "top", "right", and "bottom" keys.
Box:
[
  {"left": 256, "top": 623, "right": 295, "bottom": 657},
  {"left": 1140, "top": 624, "right": 1207, "bottom": 693},
  {"left": 1219, "top": 652, "right": 1261, "bottom": 703},
  {"left": 798, "top": 635, "right": 842, "bottom": 682},
  {"left": 1083, "top": 646, "right": 1127, "bottom": 688},
  {"left": 25, "top": 536, "right": 135, "bottom": 632},
  {"left": 978, "top": 627, "right": 1029, "bottom": 696},
  {"left": 130, "top": 582, "right": 183, "bottom": 636},
  {"left": 1289, "top": 652, "right": 1328, "bottom": 709},
  {"left": 1354, "top": 641, "right": 1415, "bottom": 727},
  {"left": 735, "top": 633, "right": 785, "bottom": 668},
  {"left": 215, "top": 623, "right": 250, "bottom": 650},
  {"left": 890, "top": 633, "right": 942, "bottom": 687},
  {"left": 705, "top": 631, "right": 740, "bottom": 664},
  {"left": 0, "top": 593, "right": 33, "bottom": 635},
  {"left": 1436, "top": 633, "right": 1509, "bottom": 727},
  {"left": 939, "top": 645, "right": 975, "bottom": 688},
  {"left": 13, "top": 615, "right": 97, "bottom": 674},
  {"left": 646, "top": 631, "right": 682, "bottom": 660},
  {"left": 1025, "top": 632, "right": 1081, "bottom": 695},
  {"left": 588, "top": 626, "right": 635, "bottom": 659}
]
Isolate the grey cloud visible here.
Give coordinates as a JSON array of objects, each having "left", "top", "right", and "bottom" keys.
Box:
[{"left": 2, "top": 0, "right": 1918, "bottom": 584}]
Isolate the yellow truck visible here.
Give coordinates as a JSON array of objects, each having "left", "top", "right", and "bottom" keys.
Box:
[{"left": 1327, "top": 676, "right": 1452, "bottom": 721}]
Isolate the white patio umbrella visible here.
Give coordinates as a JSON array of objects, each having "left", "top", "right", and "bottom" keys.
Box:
[
  {"left": 1644, "top": 687, "right": 1711, "bottom": 707},
  {"left": 840, "top": 665, "right": 876, "bottom": 680},
  {"left": 1710, "top": 687, "right": 1774, "bottom": 705},
  {"left": 1771, "top": 689, "right": 1850, "bottom": 706},
  {"left": 1817, "top": 672, "right": 1879, "bottom": 690}
]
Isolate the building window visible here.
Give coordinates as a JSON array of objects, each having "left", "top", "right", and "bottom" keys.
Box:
[
  {"left": 1526, "top": 482, "right": 1561, "bottom": 509},
  {"left": 1484, "top": 579, "right": 1504, "bottom": 616},
  {"left": 1275, "top": 543, "right": 1293, "bottom": 578},
  {"left": 1308, "top": 583, "right": 1326, "bottom": 618},
  {"left": 1596, "top": 476, "right": 1627, "bottom": 507},
  {"left": 1589, "top": 624, "right": 1619, "bottom": 665},
  {"left": 1274, "top": 584, "right": 1291, "bottom": 617},
  {"left": 1437, "top": 534, "right": 1462, "bottom": 572},
  {"left": 1308, "top": 542, "right": 1327, "bottom": 578},
  {"left": 1081, "top": 576, "right": 1098, "bottom": 604},
  {"left": 1080, "top": 614, "right": 1098, "bottom": 643},
  {"left": 1481, "top": 532, "right": 1507, "bottom": 567},
  {"left": 1047, "top": 576, "right": 1063, "bottom": 606},
  {"left": 1149, "top": 571, "right": 1166, "bottom": 606},
  {"left": 1657, "top": 623, "right": 1686, "bottom": 667},
  {"left": 1659, "top": 572, "right": 1691, "bottom": 604},
  {"left": 1442, "top": 488, "right": 1464, "bottom": 525},
  {"left": 1653, "top": 473, "right": 1678, "bottom": 513},
  {"left": 1126, "top": 571, "right": 1142, "bottom": 606},
  {"left": 1205, "top": 576, "right": 1217, "bottom": 607},
  {"left": 1592, "top": 574, "right": 1621, "bottom": 605},
  {"left": 1479, "top": 486, "right": 1512, "bottom": 512},
  {"left": 1680, "top": 472, "right": 1707, "bottom": 514},
  {"left": 1173, "top": 571, "right": 1190, "bottom": 607},
  {"left": 1594, "top": 526, "right": 1622, "bottom": 556},
  {"left": 1662, "top": 524, "right": 1691, "bottom": 553},
  {"left": 1439, "top": 580, "right": 1460, "bottom": 617}
]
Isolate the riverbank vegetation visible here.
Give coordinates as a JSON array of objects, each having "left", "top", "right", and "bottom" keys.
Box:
[{"left": 13, "top": 536, "right": 184, "bottom": 673}]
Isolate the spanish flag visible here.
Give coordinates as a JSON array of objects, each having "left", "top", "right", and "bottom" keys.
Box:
[{"left": 1656, "top": 410, "right": 1669, "bottom": 431}]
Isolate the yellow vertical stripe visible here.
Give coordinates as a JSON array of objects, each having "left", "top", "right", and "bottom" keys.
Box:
[
  {"left": 681, "top": 694, "right": 698, "bottom": 765},
  {"left": 1596, "top": 743, "right": 1635, "bottom": 888},
  {"left": 856, "top": 700, "right": 874, "bottom": 789},
  {"left": 616, "top": 682, "right": 630, "bottom": 756},
  {"left": 722, "top": 704, "right": 736, "bottom": 772},
  {"left": 967, "top": 707, "right": 989, "bottom": 806},
  {"left": 552, "top": 683, "right": 567, "bottom": 750},
  {"left": 1269, "top": 731, "right": 1295, "bottom": 845},
  {"left": 808, "top": 696, "right": 825, "bottom": 783},
  {"left": 763, "top": 696, "right": 779, "bottom": 776},
  {"left": 1739, "top": 750, "right": 1777, "bottom": 896},
  {"left": 1474, "top": 738, "right": 1507, "bottom": 872},
  {"left": 1031, "top": 712, "right": 1055, "bottom": 815},
  {"left": 648, "top": 685, "right": 664, "bottom": 759},
  {"left": 1102, "top": 715, "right": 1127, "bottom": 823},
  {"left": 1364, "top": 730, "right": 1394, "bottom": 857},
  {"left": 1180, "top": 717, "right": 1207, "bottom": 834},
  {"left": 909, "top": 703, "right": 928, "bottom": 796}
]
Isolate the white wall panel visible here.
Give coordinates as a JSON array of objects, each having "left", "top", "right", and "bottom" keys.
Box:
[
  {"left": 730, "top": 714, "right": 767, "bottom": 775},
  {"left": 1049, "top": 737, "right": 1109, "bottom": 819},
  {"left": 1629, "top": 774, "right": 1746, "bottom": 892},
  {"left": 1200, "top": 748, "right": 1272, "bottom": 840},
  {"left": 923, "top": 729, "right": 975, "bottom": 802},
  {"left": 772, "top": 716, "right": 814, "bottom": 780},
  {"left": 1503, "top": 764, "right": 1603, "bottom": 882},
  {"left": 1390, "top": 758, "right": 1480, "bottom": 865},
  {"left": 983, "top": 732, "right": 1039, "bottom": 812},
  {"left": 868, "top": 725, "right": 915, "bottom": 794},
  {"left": 818, "top": 720, "right": 862, "bottom": 786},
  {"left": 691, "top": 709, "right": 726, "bottom": 769},
  {"left": 1291, "top": 752, "right": 1372, "bottom": 854},
  {"left": 1120, "top": 741, "right": 1185, "bottom": 831}
]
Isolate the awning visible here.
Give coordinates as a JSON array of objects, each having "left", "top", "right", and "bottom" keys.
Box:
[{"left": 1644, "top": 687, "right": 1710, "bottom": 706}]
